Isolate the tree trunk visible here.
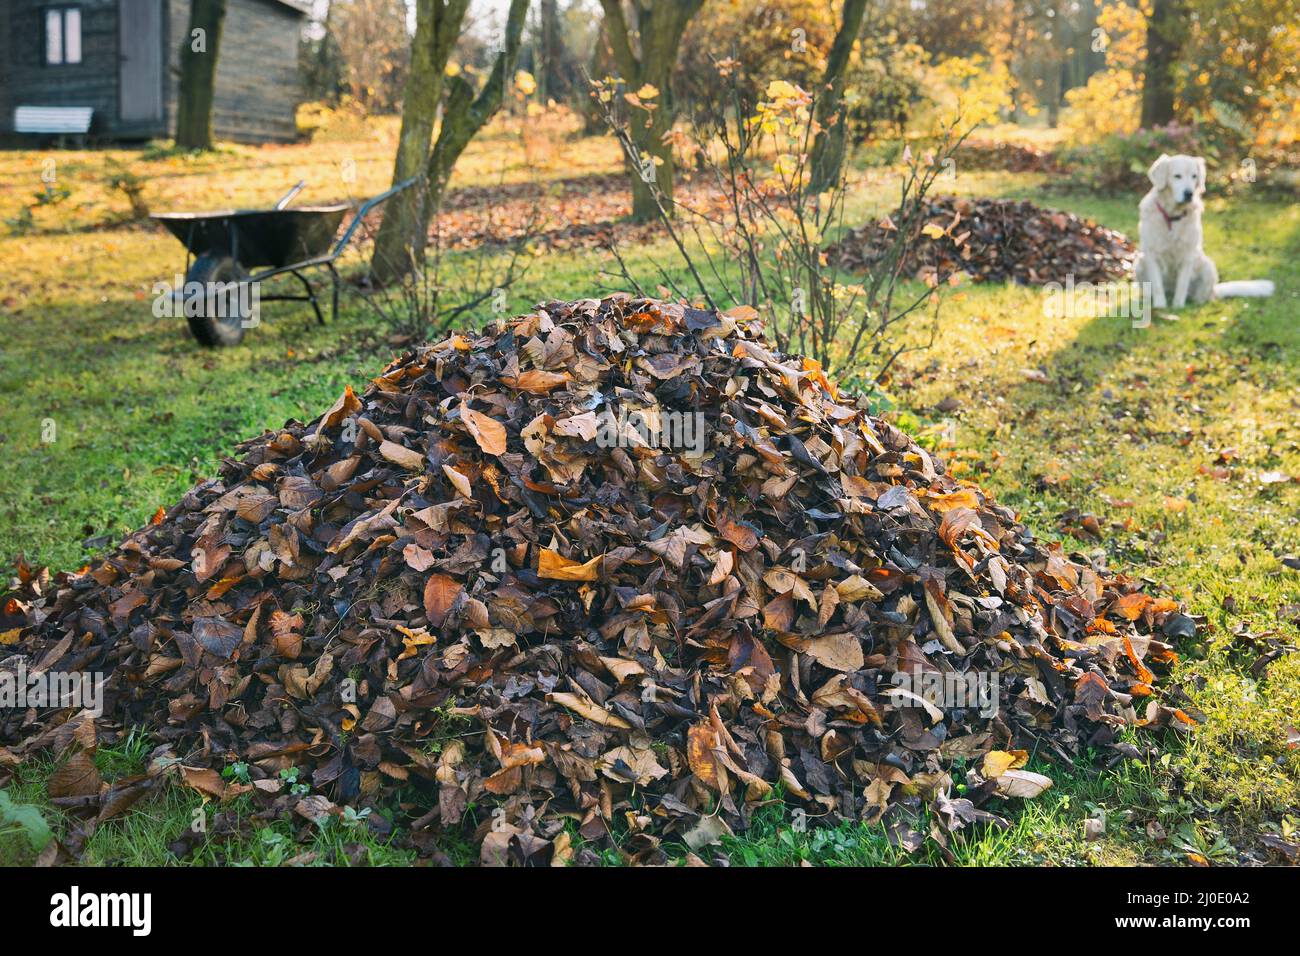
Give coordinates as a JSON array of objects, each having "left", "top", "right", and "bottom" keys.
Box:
[
  {"left": 1141, "top": 0, "right": 1185, "bottom": 128},
  {"left": 626, "top": 53, "right": 676, "bottom": 222},
  {"left": 370, "top": 0, "right": 470, "bottom": 285},
  {"left": 807, "top": 0, "right": 868, "bottom": 194},
  {"left": 539, "top": 0, "right": 562, "bottom": 102},
  {"left": 175, "top": 0, "right": 228, "bottom": 150},
  {"left": 417, "top": 0, "right": 529, "bottom": 243},
  {"left": 598, "top": 0, "right": 703, "bottom": 222}
]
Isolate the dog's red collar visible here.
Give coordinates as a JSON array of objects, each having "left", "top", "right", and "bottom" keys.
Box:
[{"left": 1155, "top": 201, "right": 1187, "bottom": 228}]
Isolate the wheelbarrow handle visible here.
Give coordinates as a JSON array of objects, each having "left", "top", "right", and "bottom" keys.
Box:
[
  {"left": 275, "top": 180, "right": 307, "bottom": 210},
  {"left": 330, "top": 176, "right": 423, "bottom": 258}
]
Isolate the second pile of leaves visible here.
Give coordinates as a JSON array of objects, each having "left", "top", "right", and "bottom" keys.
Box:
[
  {"left": 828, "top": 195, "right": 1137, "bottom": 287},
  {"left": 2, "top": 296, "right": 1196, "bottom": 865}
]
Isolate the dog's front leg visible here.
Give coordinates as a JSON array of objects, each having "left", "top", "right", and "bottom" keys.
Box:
[
  {"left": 1172, "top": 259, "right": 1194, "bottom": 309},
  {"left": 1144, "top": 261, "right": 1168, "bottom": 310}
]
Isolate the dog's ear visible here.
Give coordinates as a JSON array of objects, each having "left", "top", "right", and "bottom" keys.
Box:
[
  {"left": 1196, "top": 156, "right": 1208, "bottom": 191},
  {"left": 1148, "top": 153, "right": 1171, "bottom": 189}
]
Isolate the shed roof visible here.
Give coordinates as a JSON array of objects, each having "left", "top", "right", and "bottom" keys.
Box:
[{"left": 258, "top": 0, "right": 311, "bottom": 15}]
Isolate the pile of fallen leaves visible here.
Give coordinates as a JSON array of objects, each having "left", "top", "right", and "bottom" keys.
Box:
[
  {"left": 955, "top": 140, "right": 1062, "bottom": 174},
  {"left": 828, "top": 196, "right": 1136, "bottom": 287},
  {"left": 1, "top": 296, "right": 1195, "bottom": 865}
]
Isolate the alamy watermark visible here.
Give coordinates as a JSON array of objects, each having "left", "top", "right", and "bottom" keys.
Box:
[
  {"left": 1043, "top": 275, "right": 1151, "bottom": 329},
  {"left": 49, "top": 886, "right": 151, "bottom": 936},
  {"left": 0, "top": 663, "right": 104, "bottom": 717},
  {"left": 595, "top": 407, "right": 706, "bottom": 456},
  {"left": 890, "top": 667, "right": 999, "bottom": 719},
  {"left": 151, "top": 274, "right": 260, "bottom": 328}
]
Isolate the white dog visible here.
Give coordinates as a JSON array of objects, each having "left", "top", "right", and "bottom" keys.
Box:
[{"left": 1133, "top": 153, "right": 1274, "bottom": 309}]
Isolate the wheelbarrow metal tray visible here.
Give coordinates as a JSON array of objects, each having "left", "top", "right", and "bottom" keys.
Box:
[{"left": 152, "top": 205, "right": 349, "bottom": 270}]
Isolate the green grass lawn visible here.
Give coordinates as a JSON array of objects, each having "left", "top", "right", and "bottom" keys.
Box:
[{"left": 1, "top": 125, "right": 1297, "bottom": 866}]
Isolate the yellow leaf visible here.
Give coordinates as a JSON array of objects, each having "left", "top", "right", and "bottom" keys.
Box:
[
  {"left": 686, "top": 723, "right": 724, "bottom": 791},
  {"left": 764, "top": 79, "right": 801, "bottom": 100},
  {"left": 396, "top": 625, "right": 436, "bottom": 661},
  {"left": 922, "top": 488, "right": 981, "bottom": 513},
  {"left": 921, "top": 222, "right": 946, "bottom": 239},
  {"left": 538, "top": 548, "right": 603, "bottom": 582},
  {"left": 982, "top": 750, "right": 1029, "bottom": 778}
]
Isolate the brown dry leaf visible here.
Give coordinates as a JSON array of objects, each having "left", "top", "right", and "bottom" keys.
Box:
[
  {"left": 47, "top": 751, "right": 101, "bottom": 798},
  {"left": 805, "top": 633, "right": 864, "bottom": 672},
  {"left": 993, "top": 769, "right": 1054, "bottom": 799},
  {"left": 443, "top": 464, "right": 473, "bottom": 499},
  {"left": 923, "top": 579, "right": 965, "bottom": 655},
  {"left": 402, "top": 543, "right": 436, "bottom": 572},
  {"left": 191, "top": 534, "right": 230, "bottom": 584},
  {"left": 461, "top": 403, "right": 508, "bottom": 456},
  {"left": 549, "top": 692, "right": 632, "bottom": 729},
  {"left": 270, "top": 610, "right": 304, "bottom": 659},
  {"left": 762, "top": 591, "right": 795, "bottom": 632},
  {"left": 423, "top": 573, "right": 462, "bottom": 628},
  {"left": 380, "top": 440, "right": 425, "bottom": 471},
  {"left": 707, "top": 549, "right": 734, "bottom": 586},
  {"left": 193, "top": 617, "right": 243, "bottom": 660},
  {"left": 180, "top": 766, "right": 226, "bottom": 799},
  {"left": 109, "top": 590, "right": 146, "bottom": 627},
  {"left": 836, "top": 575, "right": 883, "bottom": 602}
]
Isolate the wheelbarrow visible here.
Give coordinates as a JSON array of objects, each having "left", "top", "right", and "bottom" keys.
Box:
[{"left": 152, "top": 177, "right": 418, "bottom": 346}]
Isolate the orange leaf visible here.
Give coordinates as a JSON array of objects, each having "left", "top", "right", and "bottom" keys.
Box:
[
  {"left": 1112, "top": 592, "right": 1151, "bottom": 621},
  {"left": 423, "top": 573, "right": 462, "bottom": 628},
  {"left": 500, "top": 369, "right": 571, "bottom": 393},
  {"left": 538, "top": 548, "right": 603, "bottom": 582},
  {"left": 461, "top": 403, "right": 507, "bottom": 456},
  {"left": 1122, "top": 635, "right": 1155, "bottom": 684},
  {"left": 321, "top": 384, "right": 362, "bottom": 429},
  {"left": 686, "top": 723, "right": 724, "bottom": 791}
]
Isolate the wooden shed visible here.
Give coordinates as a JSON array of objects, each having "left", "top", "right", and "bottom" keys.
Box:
[{"left": 0, "top": 0, "right": 307, "bottom": 143}]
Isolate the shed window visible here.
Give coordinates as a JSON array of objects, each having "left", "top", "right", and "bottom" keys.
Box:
[{"left": 45, "top": 8, "right": 83, "bottom": 65}]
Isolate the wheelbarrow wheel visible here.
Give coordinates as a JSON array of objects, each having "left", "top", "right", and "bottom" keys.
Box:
[{"left": 184, "top": 255, "right": 251, "bottom": 347}]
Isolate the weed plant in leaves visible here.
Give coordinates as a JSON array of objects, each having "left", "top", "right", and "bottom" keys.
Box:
[{"left": 1, "top": 296, "right": 1195, "bottom": 864}]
